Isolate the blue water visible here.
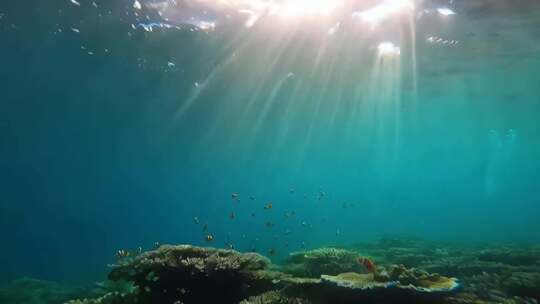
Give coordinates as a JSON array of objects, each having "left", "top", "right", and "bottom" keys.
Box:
[{"left": 2, "top": 0, "right": 540, "bottom": 285}]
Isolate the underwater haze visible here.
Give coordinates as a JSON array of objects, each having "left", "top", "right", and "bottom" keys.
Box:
[{"left": 1, "top": 0, "right": 540, "bottom": 287}]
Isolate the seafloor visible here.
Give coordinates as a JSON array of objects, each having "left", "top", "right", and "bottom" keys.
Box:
[{"left": 2, "top": 237, "right": 539, "bottom": 304}]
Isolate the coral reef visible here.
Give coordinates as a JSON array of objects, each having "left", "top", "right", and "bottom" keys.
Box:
[
  {"left": 65, "top": 280, "right": 140, "bottom": 304},
  {"left": 477, "top": 247, "right": 540, "bottom": 266},
  {"left": 295, "top": 267, "right": 459, "bottom": 304},
  {"left": 65, "top": 244, "right": 466, "bottom": 304},
  {"left": 385, "top": 265, "right": 460, "bottom": 292},
  {"left": 278, "top": 267, "right": 459, "bottom": 304},
  {"left": 107, "top": 244, "right": 274, "bottom": 304},
  {"left": 239, "top": 291, "right": 311, "bottom": 304},
  {"left": 321, "top": 272, "right": 396, "bottom": 289},
  {"left": 0, "top": 278, "right": 96, "bottom": 304},
  {"left": 9, "top": 240, "right": 538, "bottom": 304},
  {"left": 65, "top": 291, "right": 136, "bottom": 304},
  {"left": 353, "top": 238, "right": 540, "bottom": 303},
  {"left": 281, "top": 247, "right": 363, "bottom": 277}
]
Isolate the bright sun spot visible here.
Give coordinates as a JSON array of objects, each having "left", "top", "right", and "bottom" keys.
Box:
[
  {"left": 220, "top": 0, "right": 342, "bottom": 18},
  {"left": 354, "top": 0, "right": 414, "bottom": 26},
  {"left": 437, "top": 7, "right": 456, "bottom": 16},
  {"left": 268, "top": 0, "right": 341, "bottom": 17},
  {"left": 378, "top": 42, "right": 401, "bottom": 56},
  {"left": 198, "top": 21, "right": 216, "bottom": 31}
]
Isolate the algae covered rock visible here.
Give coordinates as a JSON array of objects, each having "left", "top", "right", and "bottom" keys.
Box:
[{"left": 281, "top": 248, "right": 362, "bottom": 277}]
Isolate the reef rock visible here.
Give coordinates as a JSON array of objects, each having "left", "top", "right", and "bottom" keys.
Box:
[{"left": 281, "top": 247, "right": 363, "bottom": 277}]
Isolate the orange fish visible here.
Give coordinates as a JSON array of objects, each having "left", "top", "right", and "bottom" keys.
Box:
[
  {"left": 264, "top": 202, "right": 273, "bottom": 210},
  {"left": 357, "top": 257, "right": 377, "bottom": 273}
]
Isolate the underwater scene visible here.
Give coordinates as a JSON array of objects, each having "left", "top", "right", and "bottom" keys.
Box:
[{"left": 1, "top": 0, "right": 540, "bottom": 303}]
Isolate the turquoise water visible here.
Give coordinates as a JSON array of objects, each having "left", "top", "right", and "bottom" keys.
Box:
[{"left": 1, "top": 0, "right": 540, "bottom": 285}]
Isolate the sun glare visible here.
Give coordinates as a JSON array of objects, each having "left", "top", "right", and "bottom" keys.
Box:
[
  {"left": 354, "top": 0, "right": 414, "bottom": 26},
  {"left": 437, "top": 7, "right": 456, "bottom": 16},
  {"left": 378, "top": 42, "right": 401, "bottom": 56},
  {"left": 271, "top": 0, "right": 341, "bottom": 17},
  {"left": 220, "top": 0, "right": 342, "bottom": 18}
]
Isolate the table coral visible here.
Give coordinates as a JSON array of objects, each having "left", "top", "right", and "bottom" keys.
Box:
[{"left": 282, "top": 248, "right": 362, "bottom": 277}]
